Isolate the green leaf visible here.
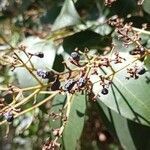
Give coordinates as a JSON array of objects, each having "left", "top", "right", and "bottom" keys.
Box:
[
  {"left": 91, "top": 52, "right": 150, "bottom": 126},
  {"left": 52, "top": 0, "right": 81, "bottom": 31},
  {"left": 98, "top": 101, "right": 150, "bottom": 150},
  {"left": 53, "top": 54, "right": 65, "bottom": 72},
  {"left": 49, "top": 93, "right": 86, "bottom": 149},
  {"left": 110, "top": 0, "right": 137, "bottom": 17},
  {"left": 143, "top": 0, "right": 150, "bottom": 14},
  {"left": 63, "top": 30, "right": 112, "bottom": 54},
  {"left": 63, "top": 93, "right": 86, "bottom": 150}
]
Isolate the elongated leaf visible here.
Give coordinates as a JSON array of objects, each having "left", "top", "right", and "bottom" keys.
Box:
[
  {"left": 49, "top": 93, "right": 86, "bottom": 149},
  {"left": 63, "top": 30, "right": 112, "bottom": 54},
  {"left": 63, "top": 93, "right": 86, "bottom": 150},
  {"left": 91, "top": 52, "right": 150, "bottom": 126},
  {"left": 98, "top": 101, "right": 150, "bottom": 150},
  {"left": 52, "top": 0, "right": 81, "bottom": 31}
]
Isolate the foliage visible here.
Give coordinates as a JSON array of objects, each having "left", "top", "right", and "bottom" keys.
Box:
[{"left": 0, "top": 0, "right": 150, "bottom": 150}]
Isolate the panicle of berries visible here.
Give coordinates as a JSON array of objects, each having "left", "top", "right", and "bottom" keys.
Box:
[
  {"left": 111, "top": 52, "right": 126, "bottom": 64},
  {"left": 3, "top": 111, "right": 14, "bottom": 122},
  {"left": 63, "top": 79, "right": 77, "bottom": 93},
  {"left": 129, "top": 46, "right": 145, "bottom": 56},
  {"left": 107, "top": 16, "right": 141, "bottom": 47},
  {"left": 126, "top": 65, "right": 146, "bottom": 79},
  {"left": 37, "top": 69, "right": 55, "bottom": 81},
  {"left": 99, "top": 75, "right": 112, "bottom": 95}
]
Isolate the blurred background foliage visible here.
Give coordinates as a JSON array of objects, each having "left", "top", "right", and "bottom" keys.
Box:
[{"left": 0, "top": 0, "right": 150, "bottom": 150}]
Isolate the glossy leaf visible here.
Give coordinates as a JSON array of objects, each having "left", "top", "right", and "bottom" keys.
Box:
[
  {"left": 91, "top": 52, "right": 150, "bottom": 126},
  {"left": 53, "top": 54, "right": 65, "bottom": 72},
  {"left": 63, "top": 30, "right": 112, "bottom": 54}
]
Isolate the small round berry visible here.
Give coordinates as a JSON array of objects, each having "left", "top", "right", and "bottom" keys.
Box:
[
  {"left": 137, "top": 67, "right": 146, "bottom": 75},
  {"left": 71, "top": 52, "right": 80, "bottom": 61},
  {"left": 4, "top": 112, "right": 14, "bottom": 122},
  {"left": 37, "top": 69, "right": 55, "bottom": 81},
  {"left": 77, "top": 77, "right": 86, "bottom": 88},
  {"left": 51, "top": 78, "right": 60, "bottom": 91},
  {"left": 129, "top": 49, "right": 138, "bottom": 55},
  {"left": 37, "top": 69, "right": 47, "bottom": 78},
  {"left": 101, "top": 88, "right": 108, "bottom": 95},
  {"left": 46, "top": 71, "right": 55, "bottom": 82},
  {"left": 63, "top": 79, "right": 76, "bottom": 92},
  {"left": 35, "top": 52, "right": 44, "bottom": 58}
]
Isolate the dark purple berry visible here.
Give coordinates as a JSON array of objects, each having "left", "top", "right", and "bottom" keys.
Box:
[
  {"left": 37, "top": 69, "right": 55, "bottom": 81},
  {"left": 129, "top": 47, "right": 145, "bottom": 55},
  {"left": 77, "top": 77, "right": 86, "bottom": 88},
  {"left": 71, "top": 52, "right": 80, "bottom": 61},
  {"left": 129, "top": 49, "right": 138, "bottom": 55},
  {"left": 35, "top": 52, "right": 44, "bottom": 58},
  {"left": 51, "top": 78, "right": 60, "bottom": 91},
  {"left": 63, "top": 79, "right": 76, "bottom": 92},
  {"left": 4, "top": 112, "right": 14, "bottom": 122},
  {"left": 101, "top": 88, "right": 108, "bottom": 95},
  {"left": 47, "top": 71, "right": 55, "bottom": 82},
  {"left": 137, "top": 67, "right": 146, "bottom": 75},
  {"left": 37, "top": 69, "right": 47, "bottom": 78}
]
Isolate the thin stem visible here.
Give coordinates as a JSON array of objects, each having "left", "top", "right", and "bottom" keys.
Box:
[
  {"left": 14, "top": 52, "right": 43, "bottom": 86},
  {"left": 132, "top": 27, "right": 150, "bottom": 35},
  {"left": 0, "top": 91, "right": 59, "bottom": 126},
  {"left": 0, "top": 89, "right": 40, "bottom": 113}
]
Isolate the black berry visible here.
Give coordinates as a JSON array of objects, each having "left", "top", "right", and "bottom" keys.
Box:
[
  {"left": 51, "top": 78, "right": 60, "bottom": 91},
  {"left": 47, "top": 71, "right": 55, "bottom": 82},
  {"left": 137, "top": 67, "right": 146, "bottom": 75},
  {"left": 71, "top": 52, "right": 80, "bottom": 61},
  {"left": 77, "top": 77, "right": 86, "bottom": 88},
  {"left": 63, "top": 79, "right": 76, "bottom": 92},
  {"left": 37, "top": 69, "right": 55, "bottom": 81},
  {"left": 37, "top": 69, "right": 47, "bottom": 78},
  {"left": 101, "top": 88, "right": 108, "bottom": 95},
  {"left": 35, "top": 52, "right": 44, "bottom": 58},
  {"left": 4, "top": 112, "right": 14, "bottom": 122}
]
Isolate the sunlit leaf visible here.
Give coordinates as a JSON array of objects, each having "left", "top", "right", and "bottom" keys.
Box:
[
  {"left": 91, "top": 52, "right": 150, "bottom": 126},
  {"left": 52, "top": 0, "right": 81, "bottom": 31}
]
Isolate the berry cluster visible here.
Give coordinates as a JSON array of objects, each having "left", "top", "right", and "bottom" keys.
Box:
[
  {"left": 37, "top": 69, "right": 55, "bottom": 81},
  {"left": 4, "top": 112, "right": 14, "bottom": 122},
  {"left": 126, "top": 65, "right": 146, "bottom": 79}
]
